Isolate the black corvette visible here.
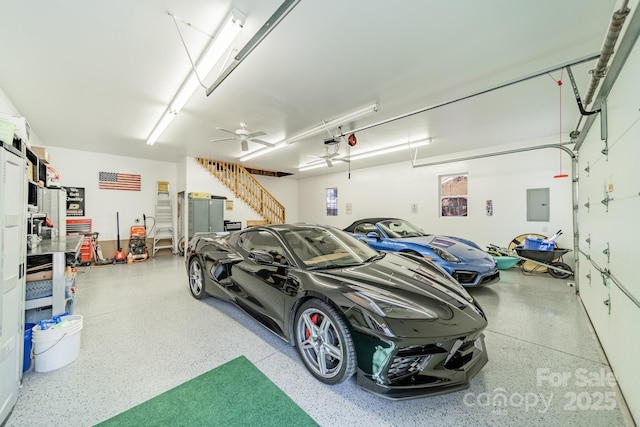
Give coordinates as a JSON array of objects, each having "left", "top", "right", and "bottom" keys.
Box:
[{"left": 186, "top": 224, "right": 488, "bottom": 399}]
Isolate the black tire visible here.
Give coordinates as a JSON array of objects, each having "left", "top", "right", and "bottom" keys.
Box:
[
  {"left": 188, "top": 258, "right": 207, "bottom": 299},
  {"left": 548, "top": 262, "right": 573, "bottom": 279},
  {"left": 294, "top": 299, "right": 356, "bottom": 385}
]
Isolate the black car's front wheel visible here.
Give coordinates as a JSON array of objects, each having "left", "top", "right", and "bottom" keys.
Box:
[
  {"left": 189, "top": 258, "right": 206, "bottom": 299},
  {"left": 294, "top": 299, "right": 356, "bottom": 385}
]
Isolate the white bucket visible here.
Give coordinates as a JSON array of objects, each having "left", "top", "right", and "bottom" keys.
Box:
[{"left": 32, "top": 315, "right": 83, "bottom": 372}]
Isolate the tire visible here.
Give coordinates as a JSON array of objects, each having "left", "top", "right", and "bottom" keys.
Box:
[
  {"left": 294, "top": 299, "right": 356, "bottom": 385},
  {"left": 189, "top": 258, "right": 207, "bottom": 299},
  {"left": 548, "top": 262, "right": 573, "bottom": 279}
]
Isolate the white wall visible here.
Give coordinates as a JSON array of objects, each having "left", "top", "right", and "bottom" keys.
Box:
[
  {"left": 0, "top": 88, "right": 43, "bottom": 147},
  {"left": 297, "top": 138, "right": 574, "bottom": 252},
  {"left": 43, "top": 146, "right": 178, "bottom": 242},
  {"left": 0, "top": 88, "right": 19, "bottom": 116},
  {"left": 576, "top": 29, "right": 640, "bottom": 420}
]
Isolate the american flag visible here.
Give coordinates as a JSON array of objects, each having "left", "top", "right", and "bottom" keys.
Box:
[{"left": 98, "top": 172, "right": 141, "bottom": 191}]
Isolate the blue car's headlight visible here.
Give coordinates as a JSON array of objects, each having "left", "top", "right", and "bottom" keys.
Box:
[
  {"left": 345, "top": 291, "right": 439, "bottom": 320},
  {"left": 432, "top": 247, "right": 460, "bottom": 263}
]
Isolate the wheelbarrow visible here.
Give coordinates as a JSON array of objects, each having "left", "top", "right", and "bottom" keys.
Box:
[{"left": 514, "top": 247, "right": 574, "bottom": 278}]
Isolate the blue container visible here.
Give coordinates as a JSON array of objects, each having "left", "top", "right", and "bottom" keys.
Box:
[
  {"left": 23, "top": 323, "right": 35, "bottom": 372},
  {"left": 523, "top": 237, "right": 555, "bottom": 251}
]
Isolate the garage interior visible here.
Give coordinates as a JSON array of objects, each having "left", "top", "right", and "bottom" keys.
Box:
[{"left": 1, "top": 0, "right": 639, "bottom": 426}]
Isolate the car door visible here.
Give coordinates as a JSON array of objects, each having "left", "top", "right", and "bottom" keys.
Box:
[{"left": 229, "top": 229, "right": 296, "bottom": 336}]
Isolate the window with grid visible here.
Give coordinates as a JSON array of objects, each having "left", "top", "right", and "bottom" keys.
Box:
[
  {"left": 440, "top": 174, "right": 468, "bottom": 217},
  {"left": 326, "top": 187, "right": 338, "bottom": 216}
]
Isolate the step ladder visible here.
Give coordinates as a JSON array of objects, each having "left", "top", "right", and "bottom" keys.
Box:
[{"left": 152, "top": 181, "right": 175, "bottom": 256}]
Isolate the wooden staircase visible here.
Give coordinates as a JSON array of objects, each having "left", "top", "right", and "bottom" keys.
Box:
[{"left": 196, "top": 158, "right": 285, "bottom": 225}]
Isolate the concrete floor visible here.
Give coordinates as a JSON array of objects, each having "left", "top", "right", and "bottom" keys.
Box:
[{"left": 5, "top": 255, "right": 634, "bottom": 426}]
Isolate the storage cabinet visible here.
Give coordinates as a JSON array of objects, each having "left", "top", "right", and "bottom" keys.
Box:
[
  {"left": 187, "top": 196, "right": 226, "bottom": 240},
  {"left": 0, "top": 140, "right": 27, "bottom": 424}
]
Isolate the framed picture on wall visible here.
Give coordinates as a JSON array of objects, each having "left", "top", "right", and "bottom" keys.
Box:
[{"left": 64, "top": 186, "right": 85, "bottom": 217}]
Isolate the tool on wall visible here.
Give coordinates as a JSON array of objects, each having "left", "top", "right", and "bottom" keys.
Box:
[{"left": 113, "top": 212, "right": 127, "bottom": 263}]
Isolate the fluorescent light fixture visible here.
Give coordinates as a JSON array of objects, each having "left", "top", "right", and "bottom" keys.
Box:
[
  {"left": 239, "top": 103, "right": 378, "bottom": 161},
  {"left": 298, "top": 162, "right": 328, "bottom": 172},
  {"left": 147, "top": 9, "right": 244, "bottom": 145},
  {"left": 297, "top": 137, "right": 430, "bottom": 172},
  {"left": 349, "top": 138, "right": 430, "bottom": 161}
]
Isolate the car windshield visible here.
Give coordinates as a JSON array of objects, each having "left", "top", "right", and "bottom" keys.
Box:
[
  {"left": 378, "top": 219, "right": 426, "bottom": 238},
  {"left": 281, "top": 227, "right": 379, "bottom": 269}
]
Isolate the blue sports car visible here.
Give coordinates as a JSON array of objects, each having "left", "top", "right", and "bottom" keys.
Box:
[{"left": 344, "top": 218, "right": 499, "bottom": 287}]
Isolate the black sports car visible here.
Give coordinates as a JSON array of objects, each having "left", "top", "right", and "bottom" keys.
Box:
[{"left": 186, "top": 224, "right": 488, "bottom": 399}]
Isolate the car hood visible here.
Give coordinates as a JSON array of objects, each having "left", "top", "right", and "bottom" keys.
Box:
[
  {"left": 401, "top": 236, "right": 492, "bottom": 263},
  {"left": 313, "top": 253, "right": 486, "bottom": 335}
]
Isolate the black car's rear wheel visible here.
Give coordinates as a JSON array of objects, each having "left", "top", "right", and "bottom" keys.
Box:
[
  {"left": 189, "top": 258, "right": 206, "bottom": 299},
  {"left": 294, "top": 299, "right": 356, "bottom": 385}
]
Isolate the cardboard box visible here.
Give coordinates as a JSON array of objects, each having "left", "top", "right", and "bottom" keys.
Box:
[
  {"left": 26, "top": 270, "right": 53, "bottom": 281},
  {"left": 31, "top": 146, "right": 50, "bottom": 164},
  {"left": 189, "top": 192, "right": 211, "bottom": 199}
]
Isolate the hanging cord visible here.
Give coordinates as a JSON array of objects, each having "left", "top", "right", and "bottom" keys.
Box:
[
  {"left": 168, "top": 12, "right": 237, "bottom": 91},
  {"left": 548, "top": 70, "right": 568, "bottom": 178},
  {"left": 170, "top": 13, "right": 207, "bottom": 89}
]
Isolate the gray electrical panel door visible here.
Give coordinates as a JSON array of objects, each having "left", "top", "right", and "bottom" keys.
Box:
[{"left": 527, "top": 188, "right": 550, "bottom": 221}]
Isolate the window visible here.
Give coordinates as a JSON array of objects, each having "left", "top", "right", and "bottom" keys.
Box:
[
  {"left": 440, "top": 174, "right": 468, "bottom": 217},
  {"left": 326, "top": 187, "right": 338, "bottom": 216},
  {"left": 238, "top": 230, "right": 289, "bottom": 265}
]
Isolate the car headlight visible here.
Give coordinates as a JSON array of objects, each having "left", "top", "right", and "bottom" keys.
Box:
[
  {"left": 345, "top": 291, "right": 439, "bottom": 320},
  {"left": 432, "top": 247, "right": 460, "bottom": 263}
]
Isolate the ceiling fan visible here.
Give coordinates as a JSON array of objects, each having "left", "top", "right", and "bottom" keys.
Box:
[
  {"left": 305, "top": 138, "right": 350, "bottom": 167},
  {"left": 210, "top": 122, "right": 275, "bottom": 151}
]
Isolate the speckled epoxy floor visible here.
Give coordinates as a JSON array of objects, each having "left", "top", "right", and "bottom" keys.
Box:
[{"left": 5, "top": 255, "right": 634, "bottom": 426}]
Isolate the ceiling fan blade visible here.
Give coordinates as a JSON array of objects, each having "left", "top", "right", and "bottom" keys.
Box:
[
  {"left": 209, "top": 137, "right": 238, "bottom": 143},
  {"left": 241, "top": 139, "right": 249, "bottom": 151},
  {"left": 246, "top": 130, "right": 266, "bottom": 138},
  {"left": 215, "top": 127, "right": 238, "bottom": 135},
  {"left": 250, "top": 138, "right": 275, "bottom": 148}
]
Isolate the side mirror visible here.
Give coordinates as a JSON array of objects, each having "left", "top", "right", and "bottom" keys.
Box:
[
  {"left": 249, "top": 250, "right": 274, "bottom": 265},
  {"left": 366, "top": 232, "right": 380, "bottom": 240}
]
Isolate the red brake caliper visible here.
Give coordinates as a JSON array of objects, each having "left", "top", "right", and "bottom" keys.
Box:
[{"left": 305, "top": 313, "right": 320, "bottom": 339}]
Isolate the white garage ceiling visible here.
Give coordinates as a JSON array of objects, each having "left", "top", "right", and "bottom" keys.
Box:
[{"left": 0, "top": 0, "right": 625, "bottom": 177}]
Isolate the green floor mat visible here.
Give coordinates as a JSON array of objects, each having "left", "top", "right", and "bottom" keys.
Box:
[{"left": 96, "top": 355, "right": 318, "bottom": 426}]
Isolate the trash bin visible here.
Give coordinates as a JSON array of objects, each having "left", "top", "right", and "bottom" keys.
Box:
[{"left": 23, "top": 323, "right": 36, "bottom": 372}]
